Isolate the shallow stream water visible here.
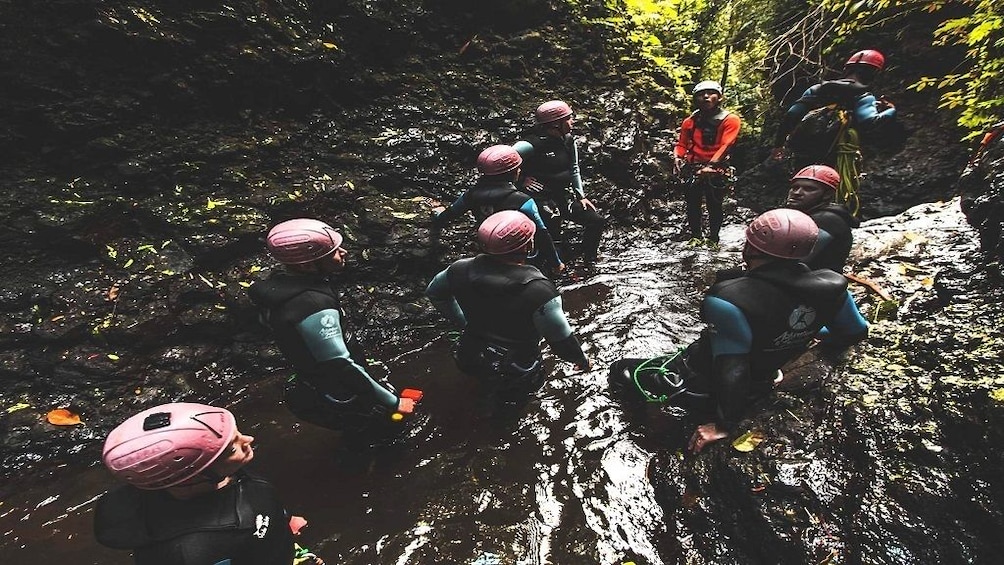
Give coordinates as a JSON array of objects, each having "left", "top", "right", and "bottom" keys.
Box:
[{"left": 0, "top": 225, "right": 749, "bottom": 565}]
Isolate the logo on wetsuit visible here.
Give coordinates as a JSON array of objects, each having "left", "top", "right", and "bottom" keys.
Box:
[
  {"left": 253, "top": 514, "right": 270, "bottom": 539},
  {"left": 772, "top": 305, "right": 818, "bottom": 348},
  {"left": 318, "top": 312, "right": 342, "bottom": 341}
]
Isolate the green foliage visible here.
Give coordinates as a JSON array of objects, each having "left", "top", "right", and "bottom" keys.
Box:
[{"left": 822, "top": 0, "right": 1004, "bottom": 137}]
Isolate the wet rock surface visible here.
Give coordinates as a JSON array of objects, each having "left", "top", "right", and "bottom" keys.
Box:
[{"left": 1, "top": 1, "right": 1000, "bottom": 564}]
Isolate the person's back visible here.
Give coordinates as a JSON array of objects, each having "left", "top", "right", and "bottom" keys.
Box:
[{"left": 684, "top": 260, "right": 853, "bottom": 383}]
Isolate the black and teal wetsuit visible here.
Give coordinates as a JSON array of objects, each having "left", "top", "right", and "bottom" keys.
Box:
[
  {"left": 776, "top": 78, "right": 897, "bottom": 165},
  {"left": 94, "top": 470, "right": 294, "bottom": 565},
  {"left": 249, "top": 272, "right": 400, "bottom": 431},
  {"left": 610, "top": 260, "right": 868, "bottom": 431},
  {"left": 426, "top": 255, "right": 587, "bottom": 396},
  {"left": 433, "top": 178, "right": 563, "bottom": 267},
  {"left": 805, "top": 203, "right": 860, "bottom": 272},
  {"left": 514, "top": 133, "right": 606, "bottom": 262}
]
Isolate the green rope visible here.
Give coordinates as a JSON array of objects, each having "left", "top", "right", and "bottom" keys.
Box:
[
  {"left": 834, "top": 117, "right": 862, "bottom": 217},
  {"left": 631, "top": 348, "right": 685, "bottom": 403}
]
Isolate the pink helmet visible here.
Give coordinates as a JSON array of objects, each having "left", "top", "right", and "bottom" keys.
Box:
[
  {"left": 791, "top": 165, "right": 840, "bottom": 191},
  {"left": 266, "top": 218, "right": 343, "bottom": 265},
  {"left": 845, "top": 49, "right": 885, "bottom": 70},
  {"left": 745, "top": 209, "right": 819, "bottom": 259},
  {"left": 477, "top": 145, "right": 522, "bottom": 176},
  {"left": 478, "top": 210, "right": 536, "bottom": 255},
  {"left": 534, "top": 100, "right": 574, "bottom": 125},
  {"left": 102, "top": 402, "right": 236, "bottom": 490}
]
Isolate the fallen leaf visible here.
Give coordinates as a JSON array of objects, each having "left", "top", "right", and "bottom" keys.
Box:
[
  {"left": 732, "top": 430, "right": 766, "bottom": 452},
  {"left": 322, "top": 42, "right": 338, "bottom": 49},
  {"left": 7, "top": 402, "right": 30, "bottom": 414},
  {"left": 108, "top": 285, "right": 120, "bottom": 301},
  {"left": 390, "top": 211, "right": 418, "bottom": 220},
  {"left": 47, "top": 409, "right": 83, "bottom": 426}
]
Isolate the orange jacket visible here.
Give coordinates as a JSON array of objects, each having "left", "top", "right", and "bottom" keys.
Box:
[{"left": 675, "top": 110, "right": 742, "bottom": 164}]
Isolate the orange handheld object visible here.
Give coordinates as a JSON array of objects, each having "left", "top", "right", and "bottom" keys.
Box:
[{"left": 400, "top": 388, "right": 424, "bottom": 401}]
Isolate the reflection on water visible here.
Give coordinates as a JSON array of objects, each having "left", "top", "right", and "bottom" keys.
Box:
[{"left": 0, "top": 229, "right": 744, "bottom": 565}]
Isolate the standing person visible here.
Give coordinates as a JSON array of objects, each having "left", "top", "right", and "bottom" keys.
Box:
[
  {"left": 426, "top": 210, "right": 590, "bottom": 400},
  {"left": 770, "top": 49, "right": 897, "bottom": 214},
  {"left": 784, "top": 165, "right": 860, "bottom": 273},
  {"left": 673, "top": 80, "right": 742, "bottom": 246},
  {"left": 609, "top": 209, "right": 868, "bottom": 453},
  {"left": 249, "top": 218, "right": 420, "bottom": 437},
  {"left": 94, "top": 402, "right": 323, "bottom": 565},
  {"left": 431, "top": 144, "right": 565, "bottom": 273},
  {"left": 514, "top": 100, "right": 606, "bottom": 264}
]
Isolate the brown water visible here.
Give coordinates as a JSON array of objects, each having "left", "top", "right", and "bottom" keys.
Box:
[{"left": 0, "top": 226, "right": 748, "bottom": 565}]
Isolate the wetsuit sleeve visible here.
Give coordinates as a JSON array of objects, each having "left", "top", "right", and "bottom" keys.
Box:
[
  {"left": 425, "top": 269, "right": 467, "bottom": 328},
  {"left": 519, "top": 199, "right": 563, "bottom": 265},
  {"left": 817, "top": 290, "right": 869, "bottom": 345},
  {"left": 803, "top": 228, "right": 835, "bottom": 266},
  {"left": 703, "top": 295, "right": 755, "bottom": 431},
  {"left": 675, "top": 117, "right": 694, "bottom": 159},
  {"left": 569, "top": 137, "right": 586, "bottom": 199},
  {"left": 432, "top": 191, "right": 470, "bottom": 226},
  {"left": 852, "top": 94, "right": 896, "bottom": 128},
  {"left": 773, "top": 85, "right": 819, "bottom": 147},
  {"left": 710, "top": 114, "right": 741, "bottom": 164},
  {"left": 532, "top": 295, "right": 587, "bottom": 366},
  {"left": 296, "top": 310, "right": 399, "bottom": 409}
]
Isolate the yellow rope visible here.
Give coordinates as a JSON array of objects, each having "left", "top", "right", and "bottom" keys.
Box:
[{"left": 834, "top": 116, "right": 862, "bottom": 217}]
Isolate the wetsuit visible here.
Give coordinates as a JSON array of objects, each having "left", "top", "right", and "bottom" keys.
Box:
[
  {"left": 610, "top": 260, "right": 868, "bottom": 431},
  {"left": 432, "top": 178, "right": 563, "bottom": 267},
  {"left": 805, "top": 203, "right": 860, "bottom": 272},
  {"left": 775, "top": 78, "right": 897, "bottom": 165},
  {"left": 513, "top": 133, "right": 606, "bottom": 262},
  {"left": 426, "top": 255, "right": 587, "bottom": 397},
  {"left": 94, "top": 470, "right": 294, "bottom": 565},
  {"left": 675, "top": 109, "right": 742, "bottom": 242},
  {"left": 249, "top": 271, "right": 401, "bottom": 432}
]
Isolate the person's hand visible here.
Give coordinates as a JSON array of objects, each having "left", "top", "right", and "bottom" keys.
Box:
[
  {"left": 551, "top": 262, "right": 567, "bottom": 276},
  {"left": 672, "top": 156, "right": 684, "bottom": 176},
  {"left": 876, "top": 97, "right": 895, "bottom": 112},
  {"left": 688, "top": 423, "right": 728, "bottom": 453},
  {"left": 698, "top": 165, "right": 717, "bottom": 176},
  {"left": 575, "top": 358, "right": 592, "bottom": 372},
  {"left": 524, "top": 177, "right": 544, "bottom": 193},
  {"left": 769, "top": 147, "right": 786, "bottom": 161},
  {"left": 580, "top": 197, "right": 597, "bottom": 212}
]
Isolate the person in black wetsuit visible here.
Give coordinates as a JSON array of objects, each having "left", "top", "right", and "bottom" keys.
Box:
[
  {"left": 514, "top": 100, "right": 606, "bottom": 264},
  {"left": 770, "top": 49, "right": 896, "bottom": 167},
  {"left": 785, "top": 164, "right": 860, "bottom": 273},
  {"left": 609, "top": 209, "right": 868, "bottom": 453},
  {"left": 249, "top": 218, "right": 420, "bottom": 436},
  {"left": 426, "top": 210, "right": 590, "bottom": 400},
  {"left": 431, "top": 144, "right": 565, "bottom": 273},
  {"left": 94, "top": 402, "right": 322, "bottom": 565}
]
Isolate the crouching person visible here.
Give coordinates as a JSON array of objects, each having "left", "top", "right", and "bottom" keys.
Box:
[{"left": 609, "top": 209, "right": 868, "bottom": 453}]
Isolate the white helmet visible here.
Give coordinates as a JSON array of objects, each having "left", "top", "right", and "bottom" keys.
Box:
[{"left": 692, "top": 80, "right": 723, "bottom": 96}]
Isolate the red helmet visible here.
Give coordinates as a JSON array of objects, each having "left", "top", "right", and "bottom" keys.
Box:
[
  {"left": 534, "top": 100, "right": 574, "bottom": 125},
  {"left": 845, "top": 49, "right": 885, "bottom": 70},
  {"left": 476, "top": 145, "right": 522, "bottom": 176},
  {"left": 745, "top": 209, "right": 819, "bottom": 259},
  {"left": 791, "top": 165, "right": 840, "bottom": 191},
  {"left": 266, "top": 218, "right": 343, "bottom": 265},
  {"left": 478, "top": 210, "right": 536, "bottom": 255},
  {"left": 102, "top": 403, "right": 237, "bottom": 490}
]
